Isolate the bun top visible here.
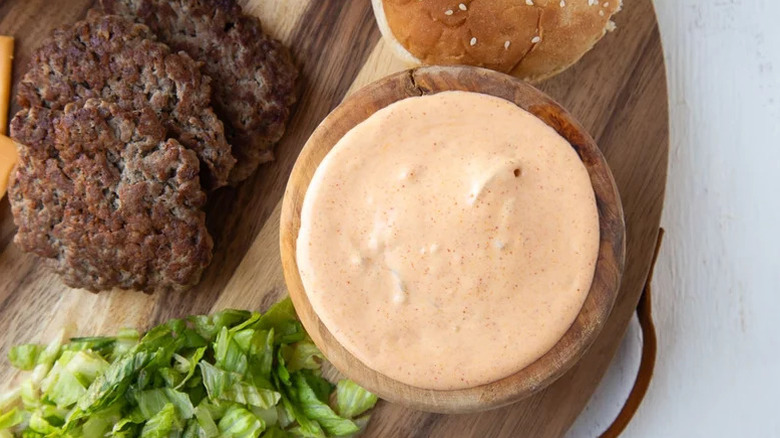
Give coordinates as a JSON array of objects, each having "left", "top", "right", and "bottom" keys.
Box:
[{"left": 376, "top": 0, "right": 622, "bottom": 82}]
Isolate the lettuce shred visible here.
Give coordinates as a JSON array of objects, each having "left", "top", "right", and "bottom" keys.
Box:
[{"left": 0, "top": 298, "right": 378, "bottom": 437}]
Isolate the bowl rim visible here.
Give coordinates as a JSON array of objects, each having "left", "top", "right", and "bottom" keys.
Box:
[{"left": 280, "top": 65, "right": 626, "bottom": 414}]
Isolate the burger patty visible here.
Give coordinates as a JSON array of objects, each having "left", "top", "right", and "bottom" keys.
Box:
[
  {"left": 9, "top": 99, "right": 213, "bottom": 292},
  {"left": 15, "top": 11, "right": 235, "bottom": 189},
  {"left": 100, "top": 0, "right": 298, "bottom": 184}
]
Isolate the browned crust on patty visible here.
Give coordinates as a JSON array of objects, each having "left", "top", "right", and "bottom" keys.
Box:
[
  {"left": 100, "top": 0, "right": 298, "bottom": 183},
  {"left": 9, "top": 99, "right": 213, "bottom": 292},
  {"left": 15, "top": 11, "right": 235, "bottom": 189}
]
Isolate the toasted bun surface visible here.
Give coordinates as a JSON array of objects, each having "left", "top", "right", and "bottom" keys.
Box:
[{"left": 373, "top": 0, "right": 622, "bottom": 82}]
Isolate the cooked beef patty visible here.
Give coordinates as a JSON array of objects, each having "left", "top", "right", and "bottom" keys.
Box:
[
  {"left": 100, "top": 0, "right": 298, "bottom": 183},
  {"left": 9, "top": 99, "right": 213, "bottom": 292},
  {"left": 16, "top": 11, "right": 234, "bottom": 189}
]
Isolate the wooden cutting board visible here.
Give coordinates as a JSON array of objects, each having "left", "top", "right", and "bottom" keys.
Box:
[{"left": 0, "top": 1, "right": 668, "bottom": 436}]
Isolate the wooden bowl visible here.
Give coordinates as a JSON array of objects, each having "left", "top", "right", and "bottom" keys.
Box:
[{"left": 280, "top": 66, "right": 625, "bottom": 414}]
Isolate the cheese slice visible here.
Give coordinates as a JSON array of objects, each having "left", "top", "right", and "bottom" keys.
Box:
[
  {"left": 0, "top": 135, "right": 17, "bottom": 197},
  {"left": 0, "top": 35, "right": 14, "bottom": 197},
  {"left": 0, "top": 36, "right": 13, "bottom": 136}
]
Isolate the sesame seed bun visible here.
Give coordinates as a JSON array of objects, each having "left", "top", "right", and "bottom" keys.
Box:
[{"left": 371, "top": 0, "right": 622, "bottom": 82}]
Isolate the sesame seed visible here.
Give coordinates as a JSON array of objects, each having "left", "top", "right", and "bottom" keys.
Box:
[
  {"left": 604, "top": 1, "right": 610, "bottom": 6},
  {"left": 445, "top": 9, "right": 453, "bottom": 15},
  {"left": 588, "top": 0, "right": 598, "bottom": 5},
  {"left": 504, "top": 40, "right": 511, "bottom": 49},
  {"left": 525, "top": 0, "right": 534, "bottom": 5},
  {"left": 470, "top": 37, "right": 477, "bottom": 46},
  {"left": 599, "top": 10, "right": 605, "bottom": 16},
  {"left": 531, "top": 36, "right": 541, "bottom": 43},
  {"left": 459, "top": 3, "right": 467, "bottom": 10},
  {"left": 560, "top": 0, "right": 565, "bottom": 7}
]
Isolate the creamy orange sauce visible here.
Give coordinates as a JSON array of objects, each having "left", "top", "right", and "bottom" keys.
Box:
[{"left": 297, "top": 91, "right": 599, "bottom": 390}]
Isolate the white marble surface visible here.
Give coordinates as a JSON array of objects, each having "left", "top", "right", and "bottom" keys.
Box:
[{"left": 567, "top": 0, "right": 780, "bottom": 436}]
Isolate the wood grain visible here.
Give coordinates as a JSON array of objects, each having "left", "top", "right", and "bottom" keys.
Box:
[
  {"left": 0, "top": 0, "right": 668, "bottom": 436},
  {"left": 280, "top": 66, "right": 626, "bottom": 413}
]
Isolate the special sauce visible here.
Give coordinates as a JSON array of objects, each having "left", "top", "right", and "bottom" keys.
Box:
[{"left": 297, "top": 91, "right": 599, "bottom": 390}]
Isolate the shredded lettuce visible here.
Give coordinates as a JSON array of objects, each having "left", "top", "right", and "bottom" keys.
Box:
[
  {"left": 263, "top": 426, "right": 295, "bottom": 438},
  {"left": 285, "top": 340, "right": 324, "bottom": 373},
  {"left": 334, "top": 380, "right": 378, "bottom": 420},
  {"left": 140, "top": 403, "right": 180, "bottom": 437},
  {"left": 0, "top": 298, "right": 377, "bottom": 437},
  {"left": 193, "top": 403, "right": 220, "bottom": 437},
  {"left": 173, "top": 346, "right": 206, "bottom": 391},
  {"left": 7, "top": 346, "right": 42, "bottom": 372},
  {"left": 135, "top": 388, "right": 194, "bottom": 421},
  {"left": 199, "top": 362, "right": 280, "bottom": 408},
  {"left": 0, "top": 409, "right": 22, "bottom": 430},
  {"left": 189, "top": 310, "right": 251, "bottom": 341},
  {"left": 218, "top": 404, "right": 266, "bottom": 437},
  {"left": 291, "top": 373, "right": 359, "bottom": 437}
]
